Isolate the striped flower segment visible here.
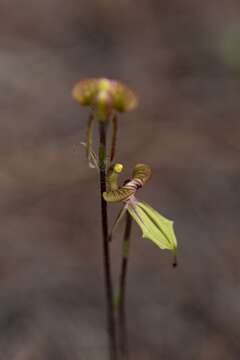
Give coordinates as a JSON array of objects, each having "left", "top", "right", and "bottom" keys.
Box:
[
  {"left": 104, "top": 162, "right": 178, "bottom": 260},
  {"left": 132, "top": 163, "right": 151, "bottom": 188},
  {"left": 103, "top": 163, "right": 151, "bottom": 202},
  {"left": 103, "top": 186, "right": 136, "bottom": 203}
]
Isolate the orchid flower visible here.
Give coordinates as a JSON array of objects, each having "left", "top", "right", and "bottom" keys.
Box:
[
  {"left": 103, "top": 163, "right": 178, "bottom": 266},
  {"left": 72, "top": 78, "right": 138, "bottom": 166}
]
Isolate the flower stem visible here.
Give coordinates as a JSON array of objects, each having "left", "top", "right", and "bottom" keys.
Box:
[
  {"left": 118, "top": 211, "right": 132, "bottom": 359},
  {"left": 98, "top": 121, "right": 118, "bottom": 360}
]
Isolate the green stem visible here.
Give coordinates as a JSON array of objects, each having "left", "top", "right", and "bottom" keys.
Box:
[
  {"left": 118, "top": 211, "right": 132, "bottom": 359},
  {"left": 98, "top": 121, "right": 118, "bottom": 360},
  {"left": 86, "top": 112, "right": 94, "bottom": 164}
]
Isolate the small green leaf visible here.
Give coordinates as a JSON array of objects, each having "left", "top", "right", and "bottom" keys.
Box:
[{"left": 127, "top": 201, "right": 177, "bottom": 252}]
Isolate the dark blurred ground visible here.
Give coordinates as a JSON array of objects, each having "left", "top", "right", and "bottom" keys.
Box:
[{"left": 0, "top": 0, "right": 240, "bottom": 359}]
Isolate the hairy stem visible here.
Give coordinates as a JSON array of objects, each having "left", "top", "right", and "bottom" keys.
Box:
[
  {"left": 118, "top": 211, "right": 132, "bottom": 359},
  {"left": 98, "top": 121, "right": 118, "bottom": 360}
]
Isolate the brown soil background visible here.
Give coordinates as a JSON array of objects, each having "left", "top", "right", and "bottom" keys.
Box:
[{"left": 0, "top": 1, "right": 240, "bottom": 359}]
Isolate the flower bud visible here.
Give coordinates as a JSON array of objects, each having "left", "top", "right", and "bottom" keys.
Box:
[{"left": 72, "top": 78, "right": 138, "bottom": 119}]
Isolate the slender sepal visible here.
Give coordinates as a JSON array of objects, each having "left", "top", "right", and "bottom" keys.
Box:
[
  {"left": 86, "top": 113, "right": 95, "bottom": 167},
  {"left": 108, "top": 205, "right": 128, "bottom": 242}
]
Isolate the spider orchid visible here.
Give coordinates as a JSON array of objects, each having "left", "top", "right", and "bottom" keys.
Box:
[
  {"left": 103, "top": 163, "right": 178, "bottom": 266},
  {"left": 72, "top": 78, "right": 138, "bottom": 167}
]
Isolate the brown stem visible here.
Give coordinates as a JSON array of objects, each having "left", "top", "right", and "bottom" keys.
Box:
[
  {"left": 118, "top": 211, "right": 132, "bottom": 359},
  {"left": 110, "top": 114, "right": 118, "bottom": 162},
  {"left": 98, "top": 121, "right": 118, "bottom": 360}
]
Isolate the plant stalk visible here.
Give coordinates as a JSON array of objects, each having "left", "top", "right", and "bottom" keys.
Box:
[
  {"left": 98, "top": 121, "right": 118, "bottom": 360},
  {"left": 118, "top": 211, "right": 132, "bottom": 359}
]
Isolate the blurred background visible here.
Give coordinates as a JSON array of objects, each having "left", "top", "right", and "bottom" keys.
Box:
[{"left": 0, "top": 0, "right": 240, "bottom": 359}]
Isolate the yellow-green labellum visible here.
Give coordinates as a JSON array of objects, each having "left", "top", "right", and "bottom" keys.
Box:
[{"left": 128, "top": 201, "right": 177, "bottom": 252}]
